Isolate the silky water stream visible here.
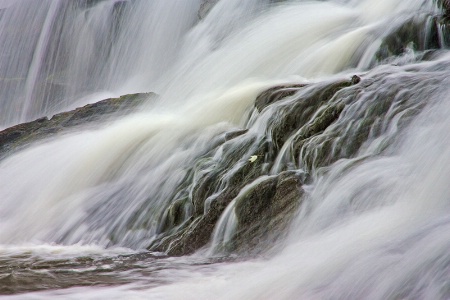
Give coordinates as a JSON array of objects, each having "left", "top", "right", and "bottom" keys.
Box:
[{"left": 1, "top": 0, "right": 450, "bottom": 299}]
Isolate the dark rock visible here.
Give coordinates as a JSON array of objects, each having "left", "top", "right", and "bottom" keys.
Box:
[
  {"left": 159, "top": 168, "right": 304, "bottom": 256},
  {"left": 351, "top": 75, "right": 361, "bottom": 84},
  {"left": 234, "top": 176, "right": 278, "bottom": 226},
  {"left": 290, "top": 101, "right": 346, "bottom": 168},
  {"left": 232, "top": 171, "right": 304, "bottom": 254},
  {"left": 146, "top": 70, "right": 438, "bottom": 257},
  {"left": 148, "top": 77, "right": 357, "bottom": 256},
  {"left": 255, "top": 83, "right": 306, "bottom": 112},
  {"left": 164, "top": 200, "right": 227, "bottom": 256},
  {"left": 151, "top": 69, "right": 445, "bottom": 257},
  {"left": 224, "top": 129, "right": 248, "bottom": 141},
  {"left": 151, "top": 137, "right": 270, "bottom": 255},
  {"left": 0, "top": 92, "right": 155, "bottom": 160},
  {"left": 191, "top": 170, "right": 221, "bottom": 216},
  {"left": 439, "top": 0, "right": 450, "bottom": 13},
  {"left": 375, "top": 14, "right": 445, "bottom": 63},
  {"left": 157, "top": 198, "right": 191, "bottom": 234},
  {"left": 0, "top": 118, "right": 49, "bottom": 156},
  {"left": 269, "top": 79, "right": 352, "bottom": 150}
]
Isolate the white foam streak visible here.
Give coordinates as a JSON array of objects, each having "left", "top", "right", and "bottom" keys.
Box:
[
  {"left": 0, "top": 243, "right": 134, "bottom": 259},
  {"left": 354, "top": 0, "right": 432, "bottom": 22},
  {"left": 0, "top": 116, "right": 174, "bottom": 243},
  {"left": 158, "top": 2, "right": 358, "bottom": 101},
  {"left": 0, "top": 0, "right": 446, "bottom": 298},
  {"left": 0, "top": 80, "right": 267, "bottom": 245}
]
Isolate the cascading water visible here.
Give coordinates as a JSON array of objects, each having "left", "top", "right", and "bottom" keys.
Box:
[{"left": 1, "top": 0, "right": 450, "bottom": 298}]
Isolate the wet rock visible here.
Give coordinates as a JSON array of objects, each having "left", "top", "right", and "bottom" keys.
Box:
[
  {"left": 198, "top": 0, "right": 219, "bottom": 20},
  {"left": 150, "top": 137, "right": 270, "bottom": 255},
  {"left": 157, "top": 198, "right": 192, "bottom": 234},
  {"left": 158, "top": 168, "right": 304, "bottom": 256},
  {"left": 232, "top": 171, "right": 303, "bottom": 253},
  {"left": 191, "top": 169, "right": 222, "bottom": 216},
  {"left": 438, "top": 0, "right": 450, "bottom": 13},
  {"left": 290, "top": 101, "right": 346, "bottom": 168},
  {"left": 0, "top": 92, "right": 155, "bottom": 160},
  {"left": 234, "top": 177, "right": 278, "bottom": 226},
  {"left": 376, "top": 15, "right": 443, "bottom": 62},
  {"left": 148, "top": 77, "right": 358, "bottom": 256},
  {"left": 151, "top": 72, "right": 443, "bottom": 257},
  {"left": 255, "top": 83, "right": 306, "bottom": 112},
  {"left": 351, "top": 75, "right": 361, "bottom": 84},
  {"left": 164, "top": 199, "right": 228, "bottom": 256},
  {"left": 269, "top": 79, "right": 353, "bottom": 150},
  {"left": 305, "top": 103, "right": 346, "bottom": 138},
  {"left": 224, "top": 129, "right": 248, "bottom": 141}
]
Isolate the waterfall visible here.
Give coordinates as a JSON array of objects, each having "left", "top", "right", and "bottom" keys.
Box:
[
  {"left": 1, "top": 0, "right": 450, "bottom": 298},
  {"left": 0, "top": 0, "right": 202, "bottom": 128}
]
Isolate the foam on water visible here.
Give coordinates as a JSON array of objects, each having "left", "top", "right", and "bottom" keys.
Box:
[{"left": 0, "top": 0, "right": 447, "bottom": 299}]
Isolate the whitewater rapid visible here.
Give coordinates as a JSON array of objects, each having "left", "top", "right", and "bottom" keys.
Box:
[{"left": 1, "top": 0, "right": 450, "bottom": 299}]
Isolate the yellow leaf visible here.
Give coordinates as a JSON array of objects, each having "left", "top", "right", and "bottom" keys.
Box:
[{"left": 249, "top": 155, "right": 258, "bottom": 163}]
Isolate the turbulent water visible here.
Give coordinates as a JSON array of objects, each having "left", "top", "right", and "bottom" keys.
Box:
[{"left": 1, "top": 0, "right": 450, "bottom": 298}]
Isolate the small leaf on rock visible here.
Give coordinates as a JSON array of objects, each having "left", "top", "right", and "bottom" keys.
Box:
[{"left": 249, "top": 155, "right": 258, "bottom": 163}]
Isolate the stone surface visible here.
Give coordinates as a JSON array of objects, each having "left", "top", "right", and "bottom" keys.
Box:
[
  {"left": 233, "top": 171, "right": 304, "bottom": 253},
  {"left": 148, "top": 77, "right": 361, "bottom": 256},
  {"left": 254, "top": 84, "right": 306, "bottom": 112},
  {"left": 0, "top": 92, "right": 154, "bottom": 160}
]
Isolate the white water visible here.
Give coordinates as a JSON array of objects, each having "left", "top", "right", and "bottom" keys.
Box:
[{"left": 1, "top": 0, "right": 449, "bottom": 299}]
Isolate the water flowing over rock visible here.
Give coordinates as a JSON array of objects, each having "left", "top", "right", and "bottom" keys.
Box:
[
  {"left": 146, "top": 76, "right": 357, "bottom": 255},
  {"left": 144, "top": 66, "right": 442, "bottom": 256},
  {"left": 0, "top": 93, "right": 153, "bottom": 159},
  {"left": 2, "top": 0, "right": 450, "bottom": 299}
]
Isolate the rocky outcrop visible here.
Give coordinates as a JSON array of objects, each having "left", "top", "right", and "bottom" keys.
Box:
[
  {"left": 147, "top": 68, "right": 438, "bottom": 256},
  {"left": 0, "top": 92, "right": 154, "bottom": 160},
  {"left": 148, "top": 76, "right": 361, "bottom": 256}
]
